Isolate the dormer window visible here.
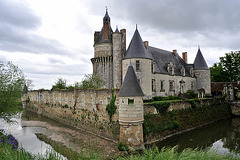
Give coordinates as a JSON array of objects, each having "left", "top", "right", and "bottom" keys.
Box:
[
  {"left": 181, "top": 67, "right": 185, "bottom": 76},
  {"left": 168, "top": 61, "right": 174, "bottom": 76},
  {"left": 190, "top": 67, "right": 194, "bottom": 77}
]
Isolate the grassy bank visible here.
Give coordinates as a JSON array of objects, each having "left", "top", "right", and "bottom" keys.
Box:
[
  {"left": 1, "top": 135, "right": 239, "bottom": 160},
  {"left": 119, "top": 147, "right": 239, "bottom": 160}
]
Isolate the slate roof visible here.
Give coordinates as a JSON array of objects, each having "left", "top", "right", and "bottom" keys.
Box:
[
  {"left": 94, "top": 11, "right": 113, "bottom": 44},
  {"left": 119, "top": 63, "right": 144, "bottom": 97},
  {"left": 193, "top": 48, "right": 209, "bottom": 70},
  {"left": 124, "top": 28, "right": 151, "bottom": 59},
  {"left": 147, "top": 46, "right": 192, "bottom": 77}
]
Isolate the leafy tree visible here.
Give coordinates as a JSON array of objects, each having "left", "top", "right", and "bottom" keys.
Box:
[
  {"left": 51, "top": 78, "right": 67, "bottom": 90},
  {"left": 210, "top": 51, "right": 240, "bottom": 82},
  {"left": 106, "top": 89, "right": 117, "bottom": 122},
  {"left": 0, "top": 61, "right": 25, "bottom": 114},
  {"left": 210, "top": 63, "right": 229, "bottom": 82},
  {"left": 80, "top": 74, "right": 105, "bottom": 89}
]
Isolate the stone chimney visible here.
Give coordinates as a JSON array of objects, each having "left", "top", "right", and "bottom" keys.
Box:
[
  {"left": 182, "top": 52, "right": 187, "bottom": 63},
  {"left": 120, "top": 29, "right": 126, "bottom": 50},
  {"left": 143, "top": 41, "right": 149, "bottom": 48},
  {"left": 173, "top": 49, "right": 177, "bottom": 56}
]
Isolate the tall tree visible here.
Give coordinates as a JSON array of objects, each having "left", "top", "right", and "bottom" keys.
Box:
[
  {"left": 210, "top": 51, "right": 240, "bottom": 82},
  {"left": 0, "top": 61, "right": 25, "bottom": 114}
]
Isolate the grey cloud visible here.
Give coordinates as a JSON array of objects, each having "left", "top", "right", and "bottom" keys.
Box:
[
  {"left": 23, "top": 63, "right": 91, "bottom": 76},
  {"left": 0, "top": 0, "right": 71, "bottom": 55},
  {"left": 0, "top": 0, "right": 41, "bottom": 29},
  {"left": 48, "top": 58, "right": 65, "bottom": 64}
]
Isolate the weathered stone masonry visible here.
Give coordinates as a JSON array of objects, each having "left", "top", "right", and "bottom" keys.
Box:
[{"left": 24, "top": 89, "right": 120, "bottom": 141}]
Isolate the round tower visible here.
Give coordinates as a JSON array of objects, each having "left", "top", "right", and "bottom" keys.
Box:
[
  {"left": 112, "top": 27, "right": 123, "bottom": 89},
  {"left": 193, "top": 48, "right": 211, "bottom": 96},
  {"left": 119, "top": 63, "right": 144, "bottom": 150},
  {"left": 122, "top": 27, "right": 152, "bottom": 98}
]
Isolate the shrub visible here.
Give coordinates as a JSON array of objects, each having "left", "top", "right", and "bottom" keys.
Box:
[
  {"left": 184, "top": 90, "right": 197, "bottom": 99},
  {"left": 152, "top": 102, "right": 170, "bottom": 115},
  {"left": 117, "top": 142, "right": 128, "bottom": 151}
]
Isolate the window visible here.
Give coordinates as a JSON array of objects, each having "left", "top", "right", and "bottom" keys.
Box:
[
  {"left": 191, "top": 82, "right": 195, "bottom": 90},
  {"left": 181, "top": 67, "right": 185, "bottom": 76},
  {"left": 152, "top": 79, "right": 156, "bottom": 92},
  {"left": 151, "top": 62, "right": 155, "bottom": 74},
  {"left": 128, "top": 99, "right": 134, "bottom": 105},
  {"left": 169, "top": 80, "right": 174, "bottom": 91},
  {"left": 160, "top": 80, "right": 165, "bottom": 92},
  {"left": 168, "top": 61, "right": 174, "bottom": 76},
  {"left": 136, "top": 60, "right": 140, "bottom": 71},
  {"left": 190, "top": 67, "right": 194, "bottom": 77}
]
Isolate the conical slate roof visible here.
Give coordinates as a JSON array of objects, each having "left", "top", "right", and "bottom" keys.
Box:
[
  {"left": 194, "top": 48, "right": 209, "bottom": 70},
  {"left": 124, "top": 28, "right": 151, "bottom": 59},
  {"left": 103, "top": 10, "right": 110, "bottom": 22},
  {"left": 119, "top": 63, "right": 144, "bottom": 97}
]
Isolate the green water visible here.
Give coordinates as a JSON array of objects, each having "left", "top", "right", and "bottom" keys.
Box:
[{"left": 149, "top": 117, "right": 240, "bottom": 156}]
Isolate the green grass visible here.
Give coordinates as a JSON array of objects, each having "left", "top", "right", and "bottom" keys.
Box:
[
  {"left": 118, "top": 147, "right": 239, "bottom": 160},
  {"left": 1, "top": 132, "right": 238, "bottom": 160}
]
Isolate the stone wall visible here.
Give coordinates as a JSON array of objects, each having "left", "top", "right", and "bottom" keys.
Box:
[
  {"left": 24, "top": 89, "right": 120, "bottom": 141},
  {"left": 143, "top": 100, "right": 211, "bottom": 115}
]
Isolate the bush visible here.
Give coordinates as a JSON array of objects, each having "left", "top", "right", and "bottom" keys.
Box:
[
  {"left": 117, "top": 142, "right": 128, "bottom": 151},
  {"left": 152, "top": 102, "right": 170, "bottom": 115},
  {"left": 184, "top": 90, "right": 197, "bottom": 99}
]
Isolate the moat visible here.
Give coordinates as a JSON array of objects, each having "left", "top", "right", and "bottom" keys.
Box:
[{"left": 1, "top": 110, "right": 240, "bottom": 158}]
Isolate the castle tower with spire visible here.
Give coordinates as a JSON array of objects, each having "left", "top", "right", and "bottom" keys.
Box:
[
  {"left": 91, "top": 9, "right": 126, "bottom": 89},
  {"left": 193, "top": 47, "right": 211, "bottom": 96},
  {"left": 91, "top": 9, "right": 211, "bottom": 98}
]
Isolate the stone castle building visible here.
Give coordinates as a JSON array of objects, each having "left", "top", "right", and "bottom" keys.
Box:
[{"left": 91, "top": 10, "right": 211, "bottom": 98}]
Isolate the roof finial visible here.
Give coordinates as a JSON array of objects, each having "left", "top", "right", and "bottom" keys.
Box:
[
  {"left": 198, "top": 45, "right": 200, "bottom": 50},
  {"left": 105, "top": 6, "right": 108, "bottom": 12},
  {"left": 136, "top": 24, "right": 138, "bottom": 30}
]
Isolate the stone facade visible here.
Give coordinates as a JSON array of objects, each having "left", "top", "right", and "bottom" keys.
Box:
[{"left": 92, "top": 10, "right": 211, "bottom": 98}]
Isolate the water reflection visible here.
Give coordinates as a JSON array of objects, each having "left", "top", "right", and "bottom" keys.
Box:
[
  {"left": 149, "top": 117, "right": 240, "bottom": 156},
  {"left": 0, "top": 112, "right": 59, "bottom": 157},
  {"left": 0, "top": 110, "right": 118, "bottom": 159}
]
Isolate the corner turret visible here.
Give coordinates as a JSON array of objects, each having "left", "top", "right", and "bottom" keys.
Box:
[{"left": 119, "top": 63, "right": 144, "bottom": 150}]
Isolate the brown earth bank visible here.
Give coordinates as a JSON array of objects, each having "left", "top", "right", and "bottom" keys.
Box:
[{"left": 21, "top": 111, "right": 121, "bottom": 159}]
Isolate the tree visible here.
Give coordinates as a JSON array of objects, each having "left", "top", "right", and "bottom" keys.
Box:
[
  {"left": 106, "top": 89, "right": 117, "bottom": 122},
  {"left": 51, "top": 78, "right": 67, "bottom": 90},
  {"left": 210, "top": 63, "right": 229, "bottom": 82},
  {"left": 0, "top": 61, "right": 25, "bottom": 114},
  {"left": 80, "top": 74, "right": 105, "bottom": 89},
  {"left": 210, "top": 51, "right": 240, "bottom": 82}
]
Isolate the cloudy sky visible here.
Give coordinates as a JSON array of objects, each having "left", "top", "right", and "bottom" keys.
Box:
[{"left": 1, "top": 0, "right": 239, "bottom": 89}]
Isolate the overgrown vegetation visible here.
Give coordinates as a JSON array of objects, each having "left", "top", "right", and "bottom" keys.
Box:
[
  {"left": 0, "top": 61, "right": 25, "bottom": 115},
  {"left": 144, "top": 99, "right": 231, "bottom": 136},
  {"left": 51, "top": 74, "right": 106, "bottom": 90},
  {"left": 118, "top": 146, "right": 238, "bottom": 160},
  {"left": 152, "top": 102, "right": 170, "bottom": 115},
  {"left": 117, "top": 142, "right": 128, "bottom": 151},
  {"left": 144, "top": 90, "right": 197, "bottom": 103},
  {"left": 106, "top": 89, "right": 117, "bottom": 122}
]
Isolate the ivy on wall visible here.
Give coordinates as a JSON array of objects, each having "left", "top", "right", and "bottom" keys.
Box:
[
  {"left": 106, "top": 89, "right": 117, "bottom": 122},
  {"left": 152, "top": 101, "right": 170, "bottom": 115}
]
